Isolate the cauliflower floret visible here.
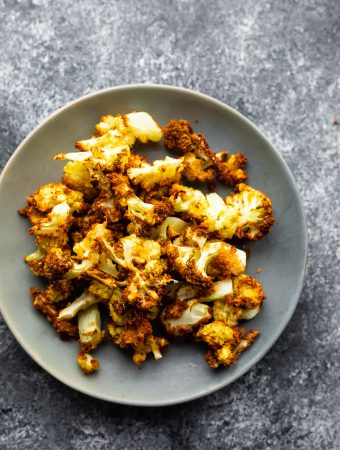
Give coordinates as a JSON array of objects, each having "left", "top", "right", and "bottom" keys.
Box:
[
  {"left": 182, "top": 152, "right": 214, "bottom": 183},
  {"left": 75, "top": 128, "right": 135, "bottom": 151},
  {"left": 215, "top": 152, "right": 248, "bottom": 185},
  {"left": 30, "top": 201, "right": 71, "bottom": 235},
  {"left": 205, "top": 343, "right": 237, "bottom": 368},
  {"left": 166, "top": 241, "right": 244, "bottom": 287},
  {"left": 227, "top": 274, "right": 265, "bottom": 309},
  {"left": 54, "top": 145, "right": 131, "bottom": 173},
  {"left": 62, "top": 161, "right": 96, "bottom": 199},
  {"left": 30, "top": 288, "right": 78, "bottom": 339},
  {"left": 64, "top": 259, "right": 94, "bottom": 279},
  {"left": 169, "top": 184, "right": 209, "bottom": 221},
  {"left": 206, "top": 243, "right": 247, "bottom": 278},
  {"left": 88, "top": 280, "right": 115, "bottom": 301},
  {"left": 163, "top": 119, "right": 217, "bottom": 165},
  {"left": 157, "top": 217, "right": 189, "bottom": 240},
  {"left": 95, "top": 112, "right": 162, "bottom": 143},
  {"left": 200, "top": 192, "right": 238, "bottom": 239},
  {"left": 26, "top": 248, "right": 73, "bottom": 280},
  {"left": 124, "top": 112, "right": 163, "bottom": 143},
  {"left": 126, "top": 196, "right": 173, "bottom": 231},
  {"left": 73, "top": 223, "right": 112, "bottom": 263},
  {"left": 213, "top": 300, "right": 242, "bottom": 327},
  {"left": 161, "top": 300, "right": 211, "bottom": 336},
  {"left": 173, "top": 225, "right": 208, "bottom": 248},
  {"left": 27, "top": 183, "right": 86, "bottom": 213},
  {"left": 108, "top": 314, "right": 168, "bottom": 367},
  {"left": 18, "top": 205, "right": 46, "bottom": 225},
  {"left": 132, "top": 335, "right": 169, "bottom": 366},
  {"left": 45, "top": 279, "right": 74, "bottom": 303},
  {"left": 205, "top": 329, "right": 260, "bottom": 368},
  {"left": 127, "top": 157, "right": 184, "bottom": 190},
  {"left": 78, "top": 303, "right": 104, "bottom": 352},
  {"left": 88, "top": 193, "right": 121, "bottom": 223},
  {"left": 77, "top": 352, "right": 100, "bottom": 374},
  {"left": 58, "top": 290, "right": 100, "bottom": 320},
  {"left": 199, "top": 279, "right": 233, "bottom": 302},
  {"left": 122, "top": 271, "right": 172, "bottom": 311},
  {"left": 195, "top": 321, "right": 241, "bottom": 348},
  {"left": 225, "top": 184, "right": 275, "bottom": 240}
]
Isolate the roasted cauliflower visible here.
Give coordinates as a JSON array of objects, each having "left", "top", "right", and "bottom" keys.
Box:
[{"left": 20, "top": 111, "right": 274, "bottom": 373}]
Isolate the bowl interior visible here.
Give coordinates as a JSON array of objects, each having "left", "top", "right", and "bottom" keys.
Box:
[{"left": 0, "top": 85, "right": 306, "bottom": 406}]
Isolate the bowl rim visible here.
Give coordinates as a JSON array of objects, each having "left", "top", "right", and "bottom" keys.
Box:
[{"left": 0, "top": 84, "right": 308, "bottom": 406}]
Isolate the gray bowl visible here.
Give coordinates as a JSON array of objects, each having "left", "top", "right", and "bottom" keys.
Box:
[{"left": 0, "top": 85, "right": 307, "bottom": 406}]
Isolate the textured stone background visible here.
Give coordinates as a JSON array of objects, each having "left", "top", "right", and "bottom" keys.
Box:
[{"left": 0, "top": 0, "right": 339, "bottom": 449}]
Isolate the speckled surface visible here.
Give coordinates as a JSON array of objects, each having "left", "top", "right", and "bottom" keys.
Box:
[{"left": 0, "top": 0, "right": 339, "bottom": 449}]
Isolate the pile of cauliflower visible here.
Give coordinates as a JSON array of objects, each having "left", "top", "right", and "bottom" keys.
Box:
[{"left": 19, "top": 112, "right": 275, "bottom": 374}]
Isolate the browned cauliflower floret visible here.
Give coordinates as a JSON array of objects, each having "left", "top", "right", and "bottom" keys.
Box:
[
  {"left": 213, "top": 300, "right": 242, "bottom": 327},
  {"left": 126, "top": 196, "right": 173, "bottom": 235},
  {"left": 88, "top": 193, "right": 121, "bottom": 223},
  {"left": 29, "top": 201, "right": 72, "bottom": 252},
  {"left": 127, "top": 157, "right": 184, "bottom": 190},
  {"left": 62, "top": 161, "right": 96, "bottom": 199},
  {"left": 195, "top": 321, "right": 241, "bottom": 348},
  {"left": 88, "top": 280, "right": 115, "bottom": 301},
  {"left": 30, "top": 288, "right": 78, "bottom": 339},
  {"left": 26, "top": 248, "right": 73, "bottom": 280},
  {"left": 163, "top": 119, "right": 248, "bottom": 187},
  {"left": 205, "top": 329, "right": 260, "bottom": 368},
  {"left": 166, "top": 241, "right": 246, "bottom": 287},
  {"left": 206, "top": 243, "right": 247, "bottom": 279},
  {"left": 132, "top": 335, "right": 169, "bottom": 367},
  {"left": 163, "top": 119, "right": 194, "bottom": 151},
  {"left": 122, "top": 271, "right": 172, "bottom": 311},
  {"left": 215, "top": 152, "right": 248, "bottom": 185},
  {"left": 18, "top": 205, "right": 45, "bottom": 225},
  {"left": 227, "top": 274, "right": 265, "bottom": 309},
  {"left": 78, "top": 304, "right": 105, "bottom": 352},
  {"left": 108, "top": 314, "right": 168, "bottom": 367},
  {"left": 27, "top": 183, "right": 86, "bottom": 213},
  {"left": 77, "top": 352, "right": 100, "bottom": 374},
  {"left": 182, "top": 152, "right": 215, "bottom": 183},
  {"left": 161, "top": 300, "right": 211, "bottom": 337},
  {"left": 94, "top": 112, "right": 162, "bottom": 143},
  {"left": 45, "top": 279, "right": 74, "bottom": 303},
  {"left": 225, "top": 183, "right": 275, "bottom": 240},
  {"left": 169, "top": 183, "right": 209, "bottom": 221}
]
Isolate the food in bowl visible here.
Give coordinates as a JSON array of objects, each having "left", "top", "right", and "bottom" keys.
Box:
[{"left": 19, "top": 111, "right": 275, "bottom": 374}]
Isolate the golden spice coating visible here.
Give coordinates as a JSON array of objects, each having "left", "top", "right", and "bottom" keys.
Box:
[
  {"left": 77, "top": 352, "right": 100, "bottom": 374},
  {"left": 163, "top": 119, "right": 249, "bottom": 187},
  {"left": 30, "top": 288, "right": 78, "bottom": 339},
  {"left": 213, "top": 300, "right": 242, "bottom": 327},
  {"left": 226, "top": 183, "right": 275, "bottom": 241},
  {"left": 45, "top": 279, "right": 74, "bottom": 303},
  {"left": 207, "top": 246, "right": 246, "bottom": 279},
  {"left": 20, "top": 111, "right": 273, "bottom": 373},
  {"left": 27, "top": 248, "right": 73, "bottom": 280},
  {"left": 227, "top": 274, "right": 265, "bottom": 309},
  {"left": 182, "top": 152, "right": 215, "bottom": 183},
  {"left": 215, "top": 152, "right": 248, "bottom": 185},
  {"left": 27, "top": 183, "right": 86, "bottom": 213},
  {"left": 195, "top": 321, "right": 241, "bottom": 349},
  {"left": 62, "top": 161, "right": 96, "bottom": 199},
  {"left": 205, "top": 343, "right": 237, "bottom": 368},
  {"left": 161, "top": 300, "right": 211, "bottom": 337},
  {"left": 18, "top": 205, "right": 46, "bottom": 225}
]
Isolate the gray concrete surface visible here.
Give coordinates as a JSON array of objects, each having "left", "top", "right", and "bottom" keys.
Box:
[{"left": 0, "top": 0, "right": 339, "bottom": 449}]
